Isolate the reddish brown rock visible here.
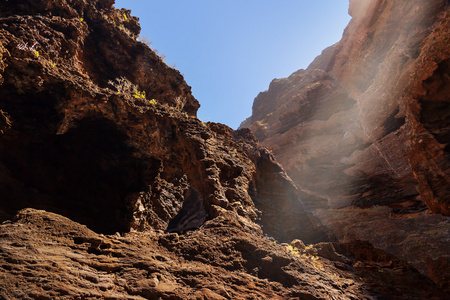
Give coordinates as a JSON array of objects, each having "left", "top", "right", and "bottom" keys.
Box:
[
  {"left": 0, "top": 0, "right": 327, "bottom": 244},
  {"left": 243, "top": 0, "right": 450, "bottom": 213},
  {"left": 315, "top": 206, "right": 450, "bottom": 292},
  {"left": 0, "top": 0, "right": 448, "bottom": 298},
  {"left": 242, "top": 0, "right": 450, "bottom": 290},
  {"left": 0, "top": 208, "right": 446, "bottom": 299}
]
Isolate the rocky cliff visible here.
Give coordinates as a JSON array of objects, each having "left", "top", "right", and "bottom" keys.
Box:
[
  {"left": 0, "top": 0, "right": 448, "bottom": 298},
  {"left": 242, "top": 0, "right": 450, "bottom": 291},
  {"left": 0, "top": 0, "right": 325, "bottom": 243}
]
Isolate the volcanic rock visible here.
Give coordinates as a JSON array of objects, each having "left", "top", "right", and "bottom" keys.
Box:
[
  {"left": 242, "top": 0, "right": 450, "bottom": 214},
  {"left": 1, "top": 208, "right": 446, "bottom": 299},
  {"left": 0, "top": 0, "right": 327, "bottom": 245},
  {"left": 0, "top": 0, "right": 448, "bottom": 298},
  {"left": 241, "top": 0, "right": 450, "bottom": 291}
]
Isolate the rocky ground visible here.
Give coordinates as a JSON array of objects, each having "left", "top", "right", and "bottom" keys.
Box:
[{"left": 1, "top": 208, "right": 447, "bottom": 299}]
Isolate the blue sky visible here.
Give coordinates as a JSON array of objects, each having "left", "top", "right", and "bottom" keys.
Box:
[{"left": 114, "top": 1, "right": 351, "bottom": 129}]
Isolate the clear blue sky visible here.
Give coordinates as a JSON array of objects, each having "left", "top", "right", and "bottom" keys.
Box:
[{"left": 114, "top": 1, "right": 351, "bottom": 129}]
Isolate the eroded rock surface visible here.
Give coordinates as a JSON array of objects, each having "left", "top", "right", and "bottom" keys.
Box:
[
  {"left": 0, "top": 0, "right": 325, "bottom": 244},
  {"left": 0, "top": 0, "right": 448, "bottom": 298},
  {"left": 0, "top": 208, "right": 446, "bottom": 299},
  {"left": 241, "top": 0, "right": 450, "bottom": 291},
  {"left": 242, "top": 0, "right": 450, "bottom": 214}
]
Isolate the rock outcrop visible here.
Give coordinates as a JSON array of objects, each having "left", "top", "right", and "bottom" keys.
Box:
[
  {"left": 0, "top": 0, "right": 326, "bottom": 244},
  {"left": 241, "top": 0, "right": 450, "bottom": 291}
]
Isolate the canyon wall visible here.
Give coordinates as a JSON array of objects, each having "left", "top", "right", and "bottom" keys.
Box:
[
  {"left": 242, "top": 0, "right": 449, "bottom": 215},
  {"left": 0, "top": 0, "right": 327, "bottom": 244},
  {"left": 0, "top": 0, "right": 448, "bottom": 298},
  {"left": 241, "top": 0, "right": 450, "bottom": 290}
]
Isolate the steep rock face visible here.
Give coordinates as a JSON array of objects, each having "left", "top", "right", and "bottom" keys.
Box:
[
  {"left": 242, "top": 0, "right": 450, "bottom": 213},
  {"left": 241, "top": 69, "right": 364, "bottom": 210},
  {"left": 330, "top": 0, "right": 450, "bottom": 216},
  {"left": 241, "top": 0, "right": 450, "bottom": 290},
  {"left": 0, "top": 0, "right": 324, "bottom": 244}
]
